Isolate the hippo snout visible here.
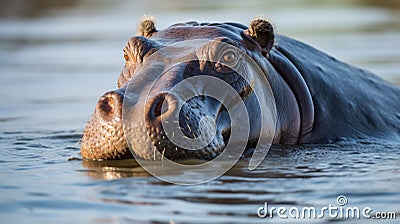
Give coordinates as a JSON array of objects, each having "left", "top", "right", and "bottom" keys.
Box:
[
  {"left": 81, "top": 89, "right": 130, "bottom": 160},
  {"left": 82, "top": 86, "right": 228, "bottom": 161}
]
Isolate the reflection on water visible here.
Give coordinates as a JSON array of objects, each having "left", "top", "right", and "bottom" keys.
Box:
[
  {"left": 81, "top": 159, "right": 149, "bottom": 180},
  {"left": 0, "top": 0, "right": 399, "bottom": 223}
]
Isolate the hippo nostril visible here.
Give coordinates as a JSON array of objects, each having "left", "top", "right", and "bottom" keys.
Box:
[
  {"left": 150, "top": 93, "right": 172, "bottom": 119},
  {"left": 96, "top": 91, "right": 123, "bottom": 122},
  {"left": 99, "top": 95, "right": 114, "bottom": 115},
  {"left": 154, "top": 96, "right": 167, "bottom": 118}
]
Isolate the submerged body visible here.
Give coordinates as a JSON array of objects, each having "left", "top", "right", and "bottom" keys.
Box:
[{"left": 81, "top": 18, "right": 400, "bottom": 161}]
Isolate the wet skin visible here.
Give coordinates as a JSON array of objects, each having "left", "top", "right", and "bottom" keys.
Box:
[{"left": 81, "top": 19, "right": 400, "bottom": 161}]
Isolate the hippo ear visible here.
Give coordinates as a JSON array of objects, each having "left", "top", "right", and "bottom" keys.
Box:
[
  {"left": 137, "top": 15, "right": 157, "bottom": 38},
  {"left": 245, "top": 18, "right": 274, "bottom": 54}
]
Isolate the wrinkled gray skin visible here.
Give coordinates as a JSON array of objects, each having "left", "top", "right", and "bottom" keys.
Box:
[{"left": 81, "top": 21, "right": 400, "bottom": 161}]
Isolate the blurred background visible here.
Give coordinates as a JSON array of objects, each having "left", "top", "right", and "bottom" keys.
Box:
[{"left": 0, "top": 0, "right": 399, "bottom": 132}]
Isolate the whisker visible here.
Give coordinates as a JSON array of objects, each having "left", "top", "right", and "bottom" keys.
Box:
[
  {"left": 186, "top": 123, "right": 192, "bottom": 133},
  {"left": 153, "top": 146, "right": 156, "bottom": 161}
]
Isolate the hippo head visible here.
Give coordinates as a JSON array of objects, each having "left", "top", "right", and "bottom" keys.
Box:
[{"left": 81, "top": 18, "right": 276, "bottom": 161}]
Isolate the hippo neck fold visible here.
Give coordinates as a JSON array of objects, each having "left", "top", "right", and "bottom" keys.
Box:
[{"left": 268, "top": 47, "right": 315, "bottom": 144}]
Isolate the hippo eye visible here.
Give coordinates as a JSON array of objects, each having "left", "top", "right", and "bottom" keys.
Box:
[
  {"left": 221, "top": 51, "right": 236, "bottom": 64},
  {"left": 214, "top": 49, "right": 238, "bottom": 74}
]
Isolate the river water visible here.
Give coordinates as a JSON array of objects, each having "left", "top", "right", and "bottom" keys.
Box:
[{"left": 0, "top": 0, "right": 399, "bottom": 223}]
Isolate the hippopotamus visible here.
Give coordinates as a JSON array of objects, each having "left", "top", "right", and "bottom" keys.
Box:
[{"left": 81, "top": 18, "right": 400, "bottom": 161}]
